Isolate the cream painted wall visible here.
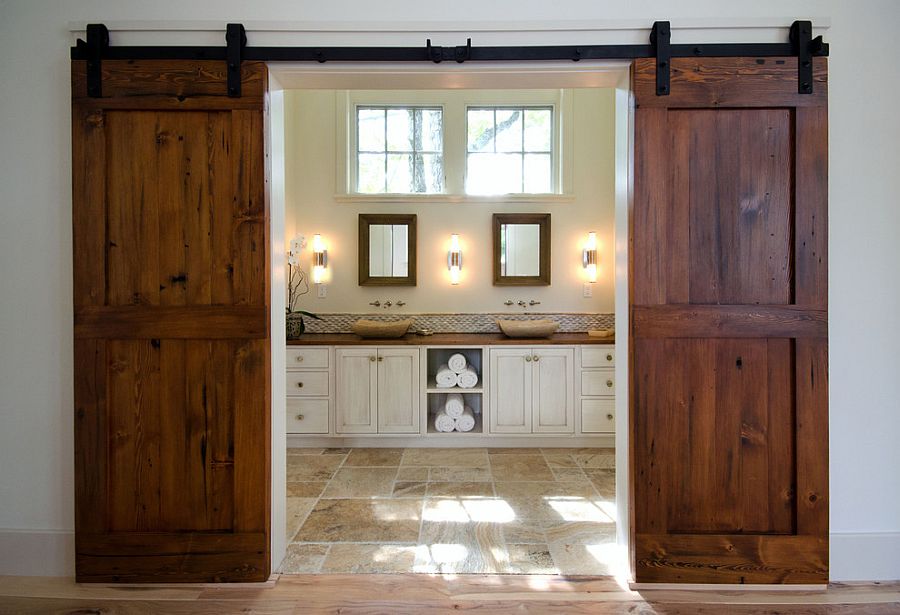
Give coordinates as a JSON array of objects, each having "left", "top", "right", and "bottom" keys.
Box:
[
  {"left": 284, "top": 88, "right": 615, "bottom": 314},
  {"left": 1, "top": 0, "right": 899, "bottom": 581}
]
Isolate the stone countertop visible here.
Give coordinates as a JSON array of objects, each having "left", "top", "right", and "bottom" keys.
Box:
[{"left": 286, "top": 332, "right": 615, "bottom": 346}]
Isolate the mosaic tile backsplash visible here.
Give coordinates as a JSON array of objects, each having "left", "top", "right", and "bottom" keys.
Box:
[{"left": 289, "top": 312, "right": 614, "bottom": 335}]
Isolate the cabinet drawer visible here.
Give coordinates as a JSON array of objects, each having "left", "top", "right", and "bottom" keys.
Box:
[
  {"left": 286, "top": 347, "right": 329, "bottom": 369},
  {"left": 286, "top": 371, "right": 329, "bottom": 397},
  {"left": 581, "top": 346, "right": 615, "bottom": 368},
  {"left": 581, "top": 369, "right": 615, "bottom": 397},
  {"left": 582, "top": 398, "right": 616, "bottom": 433},
  {"left": 286, "top": 399, "right": 329, "bottom": 434}
]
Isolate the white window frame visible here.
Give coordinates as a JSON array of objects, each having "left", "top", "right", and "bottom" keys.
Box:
[{"left": 335, "top": 89, "right": 574, "bottom": 203}]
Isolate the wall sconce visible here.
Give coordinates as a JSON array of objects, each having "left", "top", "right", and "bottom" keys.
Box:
[
  {"left": 583, "top": 232, "right": 598, "bottom": 283},
  {"left": 447, "top": 234, "right": 462, "bottom": 285},
  {"left": 311, "top": 233, "right": 327, "bottom": 284}
]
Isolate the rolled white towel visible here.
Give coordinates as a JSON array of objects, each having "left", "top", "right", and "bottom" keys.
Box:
[
  {"left": 457, "top": 366, "right": 479, "bottom": 389},
  {"left": 444, "top": 393, "right": 465, "bottom": 418},
  {"left": 455, "top": 406, "right": 476, "bottom": 432},
  {"left": 447, "top": 353, "right": 467, "bottom": 374},
  {"left": 434, "top": 411, "right": 456, "bottom": 432},
  {"left": 435, "top": 364, "right": 459, "bottom": 388}
]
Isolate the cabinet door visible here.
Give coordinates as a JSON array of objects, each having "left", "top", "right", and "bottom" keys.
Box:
[
  {"left": 532, "top": 348, "right": 575, "bottom": 433},
  {"left": 335, "top": 348, "right": 377, "bottom": 434},
  {"left": 489, "top": 348, "right": 533, "bottom": 433},
  {"left": 376, "top": 348, "right": 420, "bottom": 434}
]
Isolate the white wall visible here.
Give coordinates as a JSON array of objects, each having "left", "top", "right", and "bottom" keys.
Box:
[
  {"left": 284, "top": 88, "right": 615, "bottom": 314},
  {"left": 1, "top": 0, "right": 899, "bottom": 581}
]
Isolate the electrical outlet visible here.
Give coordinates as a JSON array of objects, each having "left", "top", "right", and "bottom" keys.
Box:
[
  {"left": 317, "top": 284, "right": 327, "bottom": 298},
  {"left": 583, "top": 282, "right": 593, "bottom": 298}
]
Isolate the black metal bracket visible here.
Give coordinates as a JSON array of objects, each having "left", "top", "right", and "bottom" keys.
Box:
[
  {"left": 226, "top": 23, "right": 247, "bottom": 97},
  {"left": 427, "top": 38, "right": 472, "bottom": 63},
  {"left": 790, "top": 20, "right": 826, "bottom": 94},
  {"left": 83, "top": 23, "right": 109, "bottom": 98},
  {"left": 650, "top": 21, "right": 671, "bottom": 96}
]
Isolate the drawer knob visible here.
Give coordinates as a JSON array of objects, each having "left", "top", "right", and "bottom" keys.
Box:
[
  {"left": 296, "top": 382, "right": 304, "bottom": 388},
  {"left": 606, "top": 354, "right": 613, "bottom": 361},
  {"left": 606, "top": 379, "right": 613, "bottom": 388},
  {"left": 296, "top": 356, "right": 304, "bottom": 362},
  {"left": 607, "top": 413, "right": 613, "bottom": 420},
  {"left": 296, "top": 414, "right": 305, "bottom": 420},
  {"left": 533, "top": 355, "right": 540, "bottom": 362},
  {"left": 370, "top": 356, "right": 376, "bottom": 362},
  {"left": 377, "top": 356, "right": 384, "bottom": 362},
  {"left": 525, "top": 356, "right": 532, "bottom": 362}
]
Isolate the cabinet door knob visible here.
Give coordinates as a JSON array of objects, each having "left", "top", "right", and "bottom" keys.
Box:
[
  {"left": 296, "top": 414, "right": 305, "bottom": 420},
  {"left": 369, "top": 356, "right": 376, "bottom": 362},
  {"left": 533, "top": 355, "right": 540, "bottom": 362},
  {"left": 606, "top": 380, "right": 613, "bottom": 388},
  {"left": 525, "top": 355, "right": 532, "bottom": 362},
  {"left": 377, "top": 356, "right": 383, "bottom": 362},
  {"left": 296, "top": 356, "right": 304, "bottom": 362},
  {"left": 606, "top": 354, "right": 613, "bottom": 361},
  {"left": 296, "top": 382, "right": 304, "bottom": 388},
  {"left": 606, "top": 413, "right": 613, "bottom": 420}
]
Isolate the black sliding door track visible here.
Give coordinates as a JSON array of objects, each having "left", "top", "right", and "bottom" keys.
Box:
[{"left": 71, "top": 21, "right": 829, "bottom": 98}]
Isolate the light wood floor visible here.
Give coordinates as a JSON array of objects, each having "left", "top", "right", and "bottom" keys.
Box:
[{"left": 1, "top": 575, "right": 898, "bottom": 614}]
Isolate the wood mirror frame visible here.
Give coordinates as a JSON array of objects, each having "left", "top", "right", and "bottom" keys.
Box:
[
  {"left": 358, "top": 213, "right": 418, "bottom": 286},
  {"left": 492, "top": 213, "right": 551, "bottom": 286}
]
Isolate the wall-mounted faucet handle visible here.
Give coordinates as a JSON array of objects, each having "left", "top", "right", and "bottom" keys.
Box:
[
  {"left": 383, "top": 300, "right": 392, "bottom": 307},
  {"left": 396, "top": 300, "right": 406, "bottom": 307},
  {"left": 529, "top": 300, "right": 541, "bottom": 306},
  {"left": 504, "top": 300, "right": 514, "bottom": 306},
  {"left": 517, "top": 300, "right": 527, "bottom": 307},
  {"left": 369, "top": 300, "right": 381, "bottom": 307}
]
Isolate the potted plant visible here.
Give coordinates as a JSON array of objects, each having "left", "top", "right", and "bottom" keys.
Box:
[{"left": 286, "top": 236, "right": 322, "bottom": 339}]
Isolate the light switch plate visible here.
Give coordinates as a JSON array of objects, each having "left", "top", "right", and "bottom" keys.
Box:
[
  {"left": 317, "top": 284, "right": 327, "bottom": 298},
  {"left": 583, "top": 283, "right": 593, "bottom": 298}
]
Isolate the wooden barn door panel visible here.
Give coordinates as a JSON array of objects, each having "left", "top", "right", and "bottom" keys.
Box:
[
  {"left": 72, "top": 61, "right": 269, "bottom": 583},
  {"left": 631, "top": 57, "right": 828, "bottom": 584}
]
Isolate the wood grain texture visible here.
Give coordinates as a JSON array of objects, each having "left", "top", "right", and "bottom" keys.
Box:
[
  {"left": 72, "top": 60, "right": 270, "bottom": 583},
  {"left": 2, "top": 575, "right": 899, "bottom": 614},
  {"left": 631, "top": 57, "right": 828, "bottom": 584},
  {"left": 633, "top": 305, "right": 827, "bottom": 338},
  {"left": 633, "top": 57, "right": 827, "bottom": 108}
]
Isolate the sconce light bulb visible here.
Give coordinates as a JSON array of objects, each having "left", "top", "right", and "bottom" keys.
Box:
[
  {"left": 312, "top": 234, "right": 324, "bottom": 253},
  {"left": 448, "top": 234, "right": 462, "bottom": 285},
  {"left": 586, "top": 263, "right": 598, "bottom": 283},
  {"left": 585, "top": 231, "right": 597, "bottom": 251},
  {"left": 312, "top": 266, "right": 324, "bottom": 284},
  {"left": 449, "top": 265, "right": 460, "bottom": 285}
]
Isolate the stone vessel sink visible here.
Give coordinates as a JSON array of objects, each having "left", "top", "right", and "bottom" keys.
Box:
[
  {"left": 497, "top": 319, "right": 560, "bottom": 339},
  {"left": 351, "top": 318, "right": 414, "bottom": 339}
]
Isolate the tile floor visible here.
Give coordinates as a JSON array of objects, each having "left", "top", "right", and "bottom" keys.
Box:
[{"left": 283, "top": 447, "right": 617, "bottom": 575}]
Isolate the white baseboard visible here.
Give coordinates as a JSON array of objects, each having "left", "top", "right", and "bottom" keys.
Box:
[
  {"left": 0, "top": 529, "right": 74, "bottom": 576},
  {"left": 830, "top": 532, "right": 900, "bottom": 581},
  {"left": 287, "top": 434, "right": 615, "bottom": 448}
]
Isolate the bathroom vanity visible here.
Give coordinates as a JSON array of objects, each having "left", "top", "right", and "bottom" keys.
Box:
[{"left": 285, "top": 333, "right": 615, "bottom": 445}]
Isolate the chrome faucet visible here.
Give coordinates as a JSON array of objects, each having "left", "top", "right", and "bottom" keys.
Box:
[
  {"left": 383, "top": 300, "right": 392, "bottom": 308},
  {"left": 529, "top": 300, "right": 541, "bottom": 306},
  {"left": 517, "top": 300, "right": 527, "bottom": 307},
  {"left": 368, "top": 300, "right": 381, "bottom": 307}
]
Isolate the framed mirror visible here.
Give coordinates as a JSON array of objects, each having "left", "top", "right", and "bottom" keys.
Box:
[
  {"left": 358, "top": 214, "right": 417, "bottom": 286},
  {"left": 493, "top": 213, "right": 551, "bottom": 286}
]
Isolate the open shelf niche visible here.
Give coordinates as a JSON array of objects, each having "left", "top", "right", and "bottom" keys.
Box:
[{"left": 424, "top": 347, "right": 485, "bottom": 435}]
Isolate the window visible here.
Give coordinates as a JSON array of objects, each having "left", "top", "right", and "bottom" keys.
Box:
[
  {"left": 356, "top": 106, "right": 443, "bottom": 194},
  {"left": 466, "top": 107, "right": 553, "bottom": 195}
]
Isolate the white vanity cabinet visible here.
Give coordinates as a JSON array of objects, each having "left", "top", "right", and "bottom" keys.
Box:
[
  {"left": 579, "top": 345, "right": 616, "bottom": 433},
  {"left": 489, "top": 346, "right": 575, "bottom": 434},
  {"left": 285, "top": 347, "right": 331, "bottom": 434},
  {"left": 335, "top": 347, "right": 419, "bottom": 434}
]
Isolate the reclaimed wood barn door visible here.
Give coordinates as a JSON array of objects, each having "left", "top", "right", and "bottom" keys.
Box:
[
  {"left": 631, "top": 57, "right": 828, "bottom": 583},
  {"left": 71, "top": 60, "right": 270, "bottom": 582}
]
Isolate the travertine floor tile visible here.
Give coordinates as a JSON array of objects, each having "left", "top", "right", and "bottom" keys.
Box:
[
  {"left": 287, "top": 482, "right": 327, "bottom": 498},
  {"left": 286, "top": 497, "right": 317, "bottom": 541},
  {"left": 494, "top": 481, "right": 596, "bottom": 498},
  {"left": 392, "top": 481, "right": 428, "bottom": 497},
  {"left": 287, "top": 447, "right": 324, "bottom": 455},
  {"left": 548, "top": 541, "right": 616, "bottom": 576},
  {"left": 550, "top": 467, "right": 590, "bottom": 482},
  {"left": 320, "top": 543, "right": 418, "bottom": 573},
  {"left": 295, "top": 498, "right": 422, "bottom": 543},
  {"left": 401, "top": 448, "right": 488, "bottom": 468},
  {"left": 502, "top": 544, "right": 558, "bottom": 574},
  {"left": 287, "top": 455, "right": 343, "bottom": 482},
  {"left": 344, "top": 448, "right": 404, "bottom": 467},
  {"left": 501, "top": 520, "right": 549, "bottom": 544},
  {"left": 544, "top": 520, "right": 616, "bottom": 545},
  {"left": 572, "top": 451, "right": 616, "bottom": 469},
  {"left": 488, "top": 447, "right": 539, "bottom": 454},
  {"left": 415, "top": 520, "right": 506, "bottom": 573},
  {"left": 586, "top": 469, "right": 616, "bottom": 500},
  {"left": 426, "top": 482, "right": 494, "bottom": 497},
  {"left": 428, "top": 466, "right": 492, "bottom": 482},
  {"left": 395, "top": 467, "right": 429, "bottom": 481},
  {"left": 320, "top": 467, "right": 398, "bottom": 498},
  {"left": 280, "top": 543, "right": 329, "bottom": 573},
  {"left": 489, "top": 455, "right": 555, "bottom": 481}
]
